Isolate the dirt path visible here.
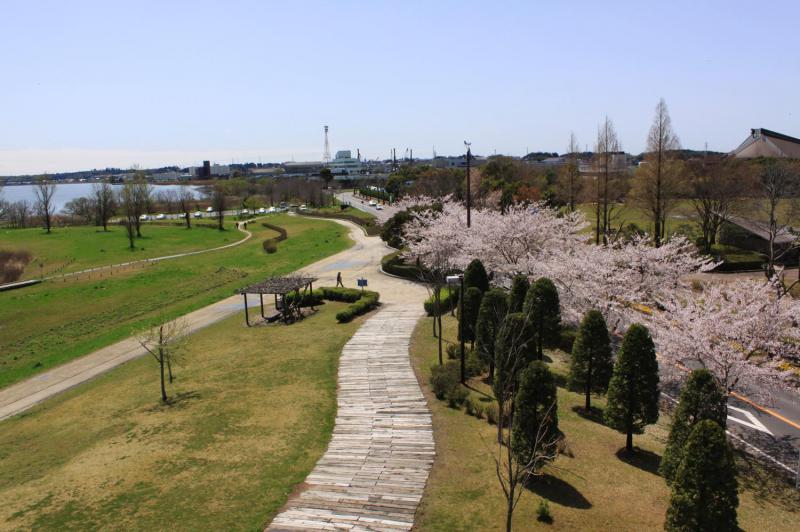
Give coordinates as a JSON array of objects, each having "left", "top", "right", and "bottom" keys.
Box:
[{"left": 0, "top": 219, "right": 427, "bottom": 421}]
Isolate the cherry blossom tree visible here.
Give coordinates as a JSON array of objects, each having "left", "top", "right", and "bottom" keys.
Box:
[{"left": 651, "top": 279, "right": 800, "bottom": 398}]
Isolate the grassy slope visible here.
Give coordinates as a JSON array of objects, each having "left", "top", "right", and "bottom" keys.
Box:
[
  {"left": 411, "top": 314, "right": 800, "bottom": 531},
  {"left": 0, "top": 221, "right": 233, "bottom": 278},
  {"left": 0, "top": 302, "right": 365, "bottom": 531},
  {"left": 0, "top": 215, "right": 352, "bottom": 387}
]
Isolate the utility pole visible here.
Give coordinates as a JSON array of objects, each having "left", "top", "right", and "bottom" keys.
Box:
[{"left": 464, "top": 141, "right": 472, "bottom": 228}]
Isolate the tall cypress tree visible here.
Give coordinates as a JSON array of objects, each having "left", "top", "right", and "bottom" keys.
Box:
[
  {"left": 458, "top": 286, "right": 483, "bottom": 346},
  {"left": 660, "top": 369, "right": 727, "bottom": 483},
  {"left": 464, "top": 258, "right": 490, "bottom": 293},
  {"left": 512, "top": 361, "right": 559, "bottom": 467},
  {"left": 523, "top": 277, "right": 561, "bottom": 359},
  {"left": 475, "top": 288, "right": 508, "bottom": 383},
  {"left": 569, "top": 310, "right": 613, "bottom": 410},
  {"left": 508, "top": 274, "right": 529, "bottom": 313},
  {"left": 665, "top": 420, "right": 739, "bottom": 532},
  {"left": 604, "top": 323, "right": 660, "bottom": 452},
  {"left": 493, "top": 312, "right": 532, "bottom": 443}
]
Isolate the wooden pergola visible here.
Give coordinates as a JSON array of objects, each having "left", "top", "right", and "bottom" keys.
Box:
[{"left": 237, "top": 276, "right": 317, "bottom": 326}]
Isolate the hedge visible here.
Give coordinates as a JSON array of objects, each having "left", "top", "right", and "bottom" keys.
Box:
[
  {"left": 358, "top": 188, "right": 391, "bottom": 202},
  {"left": 261, "top": 221, "right": 288, "bottom": 254},
  {"left": 283, "top": 286, "right": 380, "bottom": 323},
  {"left": 423, "top": 286, "right": 459, "bottom": 316},
  {"left": 381, "top": 251, "right": 424, "bottom": 281}
]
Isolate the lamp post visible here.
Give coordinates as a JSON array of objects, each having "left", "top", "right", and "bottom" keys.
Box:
[
  {"left": 464, "top": 141, "right": 472, "bottom": 228},
  {"left": 447, "top": 273, "right": 466, "bottom": 384}
]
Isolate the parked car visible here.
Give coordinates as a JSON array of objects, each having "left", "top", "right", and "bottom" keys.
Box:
[
  {"left": 368, "top": 200, "right": 377, "bottom": 206},
  {"left": 194, "top": 211, "right": 203, "bottom": 218},
  {"left": 375, "top": 205, "right": 383, "bottom": 210},
  {"left": 299, "top": 204, "right": 307, "bottom": 211},
  {"left": 258, "top": 207, "right": 266, "bottom": 214},
  {"left": 268, "top": 206, "right": 277, "bottom": 213},
  {"left": 139, "top": 214, "right": 149, "bottom": 221},
  {"left": 241, "top": 209, "right": 249, "bottom": 215},
  {"left": 206, "top": 206, "right": 213, "bottom": 212},
  {"left": 156, "top": 213, "right": 166, "bottom": 220}
]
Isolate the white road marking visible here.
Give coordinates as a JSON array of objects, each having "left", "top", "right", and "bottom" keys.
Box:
[{"left": 728, "top": 405, "right": 773, "bottom": 435}]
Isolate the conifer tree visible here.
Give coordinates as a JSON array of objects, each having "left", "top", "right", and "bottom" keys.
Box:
[
  {"left": 569, "top": 310, "right": 613, "bottom": 410},
  {"left": 660, "top": 369, "right": 727, "bottom": 483},
  {"left": 493, "top": 312, "right": 532, "bottom": 443},
  {"left": 523, "top": 277, "right": 561, "bottom": 359},
  {"left": 508, "top": 274, "right": 529, "bottom": 313},
  {"left": 512, "top": 361, "right": 559, "bottom": 466},
  {"left": 464, "top": 258, "right": 490, "bottom": 293},
  {"left": 665, "top": 420, "right": 739, "bottom": 532},
  {"left": 475, "top": 288, "right": 509, "bottom": 383},
  {"left": 458, "top": 286, "right": 483, "bottom": 346},
  {"left": 604, "top": 323, "right": 660, "bottom": 452}
]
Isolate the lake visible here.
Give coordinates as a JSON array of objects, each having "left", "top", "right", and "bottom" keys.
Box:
[{"left": 1, "top": 183, "right": 204, "bottom": 213}]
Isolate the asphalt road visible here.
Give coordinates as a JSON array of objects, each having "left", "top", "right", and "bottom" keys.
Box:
[{"left": 335, "top": 191, "right": 398, "bottom": 223}]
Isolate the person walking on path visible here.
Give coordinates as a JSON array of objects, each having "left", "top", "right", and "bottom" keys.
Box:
[{"left": 336, "top": 272, "right": 344, "bottom": 287}]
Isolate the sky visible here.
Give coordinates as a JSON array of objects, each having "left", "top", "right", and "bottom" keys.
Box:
[{"left": 0, "top": 0, "right": 798, "bottom": 175}]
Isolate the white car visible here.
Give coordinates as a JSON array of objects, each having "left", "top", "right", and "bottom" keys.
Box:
[
  {"left": 194, "top": 211, "right": 203, "bottom": 218},
  {"left": 139, "top": 214, "right": 149, "bottom": 221},
  {"left": 241, "top": 209, "right": 249, "bottom": 215},
  {"left": 156, "top": 213, "right": 166, "bottom": 220},
  {"left": 299, "top": 204, "right": 307, "bottom": 211},
  {"left": 258, "top": 207, "right": 266, "bottom": 214},
  {"left": 375, "top": 205, "right": 383, "bottom": 210},
  {"left": 206, "top": 206, "right": 213, "bottom": 212},
  {"left": 368, "top": 200, "right": 377, "bottom": 206},
  {"left": 268, "top": 207, "right": 276, "bottom": 213}
]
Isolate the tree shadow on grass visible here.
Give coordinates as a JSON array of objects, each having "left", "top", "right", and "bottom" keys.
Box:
[
  {"left": 525, "top": 474, "right": 591, "bottom": 509},
  {"left": 571, "top": 405, "right": 605, "bottom": 425},
  {"left": 615, "top": 447, "right": 662, "bottom": 475},
  {"left": 735, "top": 450, "right": 800, "bottom": 512},
  {"left": 145, "top": 390, "right": 201, "bottom": 412}
]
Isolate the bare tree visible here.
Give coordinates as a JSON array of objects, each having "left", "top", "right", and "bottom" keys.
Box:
[
  {"left": 119, "top": 183, "right": 138, "bottom": 249},
  {"left": 137, "top": 319, "right": 189, "bottom": 402},
  {"left": 593, "top": 117, "right": 625, "bottom": 245},
  {"left": 177, "top": 185, "right": 194, "bottom": 228},
  {"left": 211, "top": 183, "right": 227, "bottom": 230},
  {"left": 92, "top": 181, "right": 116, "bottom": 231},
  {"left": 34, "top": 176, "right": 57, "bottom": 233},
  {"left": 132, "top": 174, "right": 152, "bottom": 237},
  {"left": 688, "top": 157, "right": 743, "bottom": 253},
  {"left": 631, "top": 99, "right": 682, "bottom": 246},
  {"left": 757, "top": 160, "right": 799, "bottom": 279},
  {"left": 556, "top": 132, "right": 583, "bottom": 212},
  {"left": 64, "top": 196, "right": 95, "bottom": 224},
  {"left": 7, "top": 200, "right": 32, "bottom": 228}
]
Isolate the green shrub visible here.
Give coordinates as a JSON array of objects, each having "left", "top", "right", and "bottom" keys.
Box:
[
  {"left": 446, "top": 386, "right": 469, "bottom": 408},
  {"left": 424, "top": 286, "right": 459, "bottom": 316},
  {"left": 486, "top": 403, "right": 499, "bottom": 425},
  {"left": 465, "top": 394, "right": 478, "bottom": 416},
  {"left": 446, "top": 343, "right": 459, "bottom": 360},
  {"left": 558, "top": 327, "right": 578, "bottom": 353},
  {"left": 465, "top": 349, "right": 485, "bottom": 378},
  {"left": 381, "top": 251, "right": 424, "bottom": 280},
  {"left": 262, "top": 239, "right": 278, "bottom": 253},
  {"left": 430, "top": 361, "right": 460, "bottom": 400},
  {"left": 284, "top": 289, "right": 324, "bottom": 307},
  {"left": 536, "top": 499, "right": 553, "bottom": 523}
]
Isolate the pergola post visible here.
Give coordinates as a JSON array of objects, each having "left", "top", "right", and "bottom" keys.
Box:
[
  {"left": 260, "top": 294, "right": 266, "bottom": 318},
  {"left": 243, "top": 293, "right": 250, "bottom": 327}
]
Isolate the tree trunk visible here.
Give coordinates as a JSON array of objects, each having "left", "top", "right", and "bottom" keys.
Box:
[
  {"left": 437, "top": 316, "right": 443, "bottom": 366},
  {"left": 626, "top": 426, "right": 633, "bottom": 452},
  {"left": 586, "top": 353, "right": 592, "bottom": 410},
  {"left": 159, "top": 354, "right": 167, "bottom": 403},
  {"left": 167, "top": 357, "right": 174, "bottom": 383},
  {"left": 506, "top": 493, "right": 514, "bottom": 532}
]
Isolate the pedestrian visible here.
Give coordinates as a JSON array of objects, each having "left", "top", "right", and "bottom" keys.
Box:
[{"left": 336, "top": 272, "right": 344, "bottom": 287}]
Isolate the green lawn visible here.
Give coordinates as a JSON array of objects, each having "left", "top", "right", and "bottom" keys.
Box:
[
  {"left": 575, "top": 201, "right": 697, "bottom": 239},
  {"left": 411, "top": 314, "right": 800, "bottom": 531},
  {"left": 0, "top": 215, "right": 352, "bottom": 387},
  {"left": 0, "top": 221, "right": 237, "bottom": 279},
  {"left": 0, "top": 302, "right": 365, "bottom": 531},
  {"left": 314, "top": 204, "right": 377, "bottom": 222}
]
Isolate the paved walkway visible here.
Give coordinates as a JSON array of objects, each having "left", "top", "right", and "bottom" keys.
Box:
[{"left": 268, "top": 304, "right": 432, "bottom": 532}]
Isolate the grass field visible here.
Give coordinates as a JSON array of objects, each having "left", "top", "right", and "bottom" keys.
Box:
[
  {"left": 0, "top": 221, "right": 235, "bottom": 279},
  {"left": 0, "top": 302, "right": 365, "bottom": 531},
  {"left": 411, "top": 314, "right": 800, "bottom": 531},
  {"left": 575, "top": 201, "right": 697, "bottom": 239},
  {"left": 313, "top": 204, "right": 378, "bottom": 222},
  {"left": 0, "top": 214, "right": 352, "bottom": 388}
]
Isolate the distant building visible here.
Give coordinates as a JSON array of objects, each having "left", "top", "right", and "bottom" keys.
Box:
[
  {"left": 432, "top": 155, "right": 485, "bottom": 168},
  {"left": 329, "top": 150, "right": 363, "bottom": 178},
  {"left": 731, "top": 128, "right": 800, "bottom": 159},
  {"left": 720, "top": 213, "right": 797, "bottom": 262},
  {"left": 152, "top": 170, "right": 182, "bottom": 182},
  {"left": 190, "top": 161, "right": 230, "bottom": 178},
  {"left": 282, "top": 161, "right": 324, "bottom": 177}
]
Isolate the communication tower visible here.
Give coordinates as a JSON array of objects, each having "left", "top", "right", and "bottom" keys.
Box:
[{"left": 323, "top": 125, "right": 331, "bottom": 165}]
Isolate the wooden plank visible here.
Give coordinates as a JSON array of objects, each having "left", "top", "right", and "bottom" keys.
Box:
[{"left": 267, "top": 305, "right": 432, "bottom": 532}]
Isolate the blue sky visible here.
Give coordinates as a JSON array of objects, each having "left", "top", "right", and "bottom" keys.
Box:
[{"left": 1, "top": 0, "right": 798, "bottom": 175}]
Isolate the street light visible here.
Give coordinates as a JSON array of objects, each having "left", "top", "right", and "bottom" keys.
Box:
[{"left": 447, "top": 273, "right": 466, "bottom": 384}]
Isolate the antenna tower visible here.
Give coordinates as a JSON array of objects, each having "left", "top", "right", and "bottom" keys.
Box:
[{"left": 323, "top": 125, "right": 331, "bottom": 165}]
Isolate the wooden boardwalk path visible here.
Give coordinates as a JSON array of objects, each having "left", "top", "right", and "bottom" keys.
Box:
[{"left": 268, "top": 304, "right": 433, "bottom": 531}]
